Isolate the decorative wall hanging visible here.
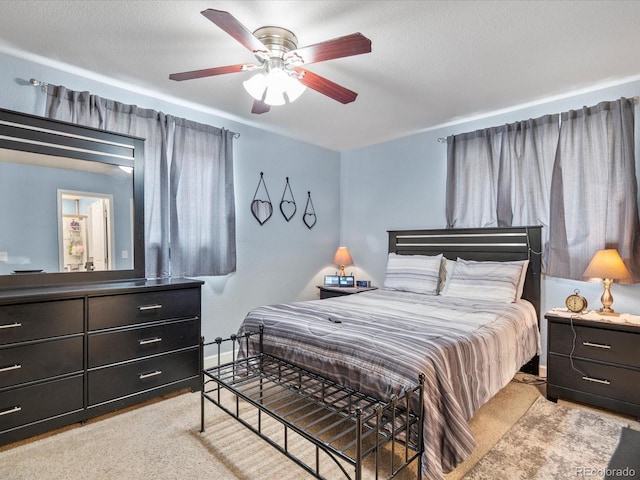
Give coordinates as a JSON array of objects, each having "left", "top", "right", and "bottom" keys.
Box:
[
  {"left": 303, "top": 191, "right": 317, "bottom": 229},
  {"left": 251, "top": 172, "right": 273, "bottom": 225},
  {"left": 279, "top": 177, "right": 297, "bottom": 222}
]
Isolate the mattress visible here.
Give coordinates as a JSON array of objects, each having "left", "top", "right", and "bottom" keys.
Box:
[{"left": 238, "top": 288, "right": 540, "bottom": 480}]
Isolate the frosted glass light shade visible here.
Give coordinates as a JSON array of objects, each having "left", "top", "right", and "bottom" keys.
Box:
[
  {"left": 242, "top": 70, "right": 306, "bottom": 106},
  {"left": 243, "top": 74, "right": 267, "bottom": 101},
  {"left": 283, "top": 75, "right": 306, "bottom": 102}
]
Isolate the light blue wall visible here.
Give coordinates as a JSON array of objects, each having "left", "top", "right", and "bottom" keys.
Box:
[
  {"left": 341, "top": 79, "right": 640, "bottom": 366},
  {"left": 0, "top": 51, "right": 341, "bottom": 347}
]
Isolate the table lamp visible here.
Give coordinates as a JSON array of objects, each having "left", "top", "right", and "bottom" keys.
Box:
[
  {"left": 583, "top": 249, "right": 631, "bottom": 316},
  {"left": 333, "top": 247, "right": 353, "bottom": 277}
]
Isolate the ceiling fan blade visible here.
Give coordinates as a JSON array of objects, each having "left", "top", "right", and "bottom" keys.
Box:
[
  {"left": 286, "top": 33, "right": 371, "bottom": 65},
  {"left": 169, "top": 64, "right": 255, "bottom": 81},
  {"left": 201, "top": 9, "right": 269, "bottom": 55},
  {"left": 251, "top": 100, "right": 271, "bottom": 114},
  {"left": 295, "top": 68, "right": 358, "bottom": 104}
]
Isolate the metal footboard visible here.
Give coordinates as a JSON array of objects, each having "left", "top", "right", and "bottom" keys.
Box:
[{"left": 200, "top": 327, "right": 424, "bottom": 479}]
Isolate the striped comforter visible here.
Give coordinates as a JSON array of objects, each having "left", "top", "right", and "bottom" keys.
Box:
[{"left": 238, "top": 288, "right": 540, "bottom": 480}]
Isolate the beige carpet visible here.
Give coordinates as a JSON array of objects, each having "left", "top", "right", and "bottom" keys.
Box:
[{"left": 0, "top": 374, "right": 629, "bottom": 480}]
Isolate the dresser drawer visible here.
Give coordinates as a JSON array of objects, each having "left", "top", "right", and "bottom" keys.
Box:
[
  {"left": 0, "top": 337, "right": 83, "bottom": 389},
  {"left": 0, "top": 375, "right": 84, "bottom": 432},
  {"left": 548, "top": 354, "right": 640, "bottom": 406},
  {"left": 87, "top": 348, "right": 199, "bottom": 405},
  {"left": 88, "top": 318, "right": 200, "bottom": 368},
  {"left": 548, "top": 321, "right": 640, "bottom": 368},
  {"left": 0, "top": 299, "right": 84, "bottom": 346},
  {"left": 88, "top": 288, "right": 200, "bottom": 331}
]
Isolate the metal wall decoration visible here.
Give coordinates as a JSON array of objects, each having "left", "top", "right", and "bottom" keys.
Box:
[
  {"left": 303, "top": 191, "right": 317, "bottom": 229},
  {"left": 250, "top": 172, "right": 273, "bottom": 225},
  {"left": 279, "top": 177, "right": 297, "bottom": 222}
]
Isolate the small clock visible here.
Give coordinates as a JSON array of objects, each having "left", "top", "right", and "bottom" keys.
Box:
[{"left": 565, "top": 289, "right": 588, "bottom": 313}]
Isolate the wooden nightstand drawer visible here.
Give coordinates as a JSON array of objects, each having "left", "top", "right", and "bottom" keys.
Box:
[
  {"left": 0, "top": 299, "right": 84, "bottom": 346},
  {"left": 88, "top": 318, "right": 200, "bottom": 368},
  {"left": 548, "top": 354, "right": 640, "bottom": 406},
  {"left": 0, "top": 337, "right": 83, "bottom": 389},
  {"left": 88, "top": 288, "right": 200, "bottom": 330},
  {"left": 87, "top": 348, "right": 199, "bottom": 406},
  {"left": 548, "top": 321, "right": 640, "bottom": 368}
]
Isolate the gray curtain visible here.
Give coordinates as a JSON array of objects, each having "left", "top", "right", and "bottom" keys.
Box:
[
  {"left": 446, "top": 98, "right": 640, "bottom": 281},
  {"left": 170, "top": 118, "right": 236, "bottom": 276},
  {"left": 46, "top": 85, "right": 236, "bottom": 278},
  {"left": 446, "top": 114, "right": 559, "bottom": 270},
  {"left": 446, "top": 127, "right": 502, "bottom": 227},
  {"left": 548, "top": 98, "right": 640, "bottom": 280}
]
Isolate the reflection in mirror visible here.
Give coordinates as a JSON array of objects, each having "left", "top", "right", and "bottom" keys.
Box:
[
  {"left": 0, "top": 149, "right": 134, "bottom": 275},
  {"left": 58, "top": 191, "right": 117, "bottom": 272}
]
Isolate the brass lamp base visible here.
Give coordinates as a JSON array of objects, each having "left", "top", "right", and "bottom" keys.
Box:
[{"left": 598, "top": 278, "right": 620, "bottom": 316}]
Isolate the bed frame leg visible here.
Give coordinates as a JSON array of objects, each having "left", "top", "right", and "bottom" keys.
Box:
[{"left": 200, "top": 335, "right": 205, "bottom": 433}]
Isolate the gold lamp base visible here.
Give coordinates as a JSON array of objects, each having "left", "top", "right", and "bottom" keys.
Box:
[{"left": 597, "top": 278, "right": 620, "bottom": 316}]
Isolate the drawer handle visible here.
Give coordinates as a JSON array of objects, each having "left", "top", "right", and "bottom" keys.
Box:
[
  {"left": 0, "top": 406, "right": 21, "bottom": 416},
  {"left": 582, "top": 376, "right": 611, "bottom": 386},
  {"left": 138, "top": 304, "right": 163, "bottom": 312},
  {"left": 139, "top": 370, "right": 162, "bottom": 380},
  {"left": 0, "top": 364, "right": 21, "bottom": 373},
  {"left": 138, "top": 337, "right": 162, "bottom": 345},
  {"left": 0, "top": 322, "right": 22, "bottom": 330},
  {"left": 582, "top": 341, "right": 611, "bottom": 350}
]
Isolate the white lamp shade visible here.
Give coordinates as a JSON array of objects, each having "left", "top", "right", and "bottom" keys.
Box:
[
  {"left": 333, "top": 247, "right": 354, "bottom": 267},
  {"left": 583, "top": 249, "right": 631, "bottom": 280},
  {"left": 243, "top": 73, "right": 267, "bottom": 101},
  {"left": 283, "top": 75, "right": 306, "bottom": 102},
  {"left": 243, "top": 69, "right": 306, "bottom": 106},
  {"left": 264, "top": 85, "right": 286, "bottom": 106}
]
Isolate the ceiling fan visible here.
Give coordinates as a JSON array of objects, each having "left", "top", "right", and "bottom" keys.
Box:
[{"left": 169, "top": 9, "right": 372, "bottom": 114}]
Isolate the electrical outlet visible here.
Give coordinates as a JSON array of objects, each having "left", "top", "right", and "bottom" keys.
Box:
[
  {"left": 0, "top": 251, "right": 7, "bottom": 262},
  {"left": 122, "top": 250, "right": 128, "bottom": 259}
]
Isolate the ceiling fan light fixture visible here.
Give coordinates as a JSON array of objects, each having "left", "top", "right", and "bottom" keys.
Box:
[
  {"left": 283, "top": 74, "right": 306, "bottom": 102},
  {"left": 244, "top": 68, "right": 306, "bottom": 106},
  {"left": 243, "top": 73, "right": 267, "bottom": 100}
]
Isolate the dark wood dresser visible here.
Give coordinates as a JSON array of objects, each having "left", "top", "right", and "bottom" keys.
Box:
[
  {"left": 546, "top": 312, "right": 640, "bottom": 418},
  {"left": 0, "top": 278, "right": 203, "bottom": 446}
]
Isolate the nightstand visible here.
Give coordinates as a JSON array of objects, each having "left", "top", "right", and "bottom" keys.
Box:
[
  {"left": 317, "top": 286, "right": 377, "bottom": 299},
  {"left": 545, "top": 311, "right": 640, "bottom": 418}
]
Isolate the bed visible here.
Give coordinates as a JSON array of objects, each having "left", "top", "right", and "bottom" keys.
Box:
[{"left": 202, "top": 226, "right": 542, "bottom": 480}]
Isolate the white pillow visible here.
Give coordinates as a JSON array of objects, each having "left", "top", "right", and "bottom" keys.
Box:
[
  {"left": 438, "top": 257, "right": 456, "bottom": 294},
  {"left": 383, "top": 253, "right": 443, "bottom": 295},
  {"left": 440, "top": 258, "right": 529, "bottom": 303}
]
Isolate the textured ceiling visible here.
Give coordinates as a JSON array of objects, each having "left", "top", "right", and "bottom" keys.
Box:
[{"left": 1, "top": 0, "right": 640, "bottom": 151}]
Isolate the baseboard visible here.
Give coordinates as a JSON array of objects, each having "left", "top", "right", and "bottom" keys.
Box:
[{"left": 538, "top": 365, "right": 547, "bottom": 378}]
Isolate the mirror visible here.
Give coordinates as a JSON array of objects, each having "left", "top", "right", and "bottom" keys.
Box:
[{"left": 0, "top": 108, "right": 145, "bottom": 288}]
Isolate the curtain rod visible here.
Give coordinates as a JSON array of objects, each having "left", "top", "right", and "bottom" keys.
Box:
[
  {"left": 28, "top": 78, "right": 240, "bottom": 139},
  {"left": 436, "top": 95, "right": 640, "bottom": 143}
]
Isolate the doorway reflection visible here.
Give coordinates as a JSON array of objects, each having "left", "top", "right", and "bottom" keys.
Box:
[{"left": 59, "top": 191, "right": 113, "bottom": 272}]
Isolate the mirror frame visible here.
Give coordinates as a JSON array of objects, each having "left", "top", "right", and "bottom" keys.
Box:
[{"left": 0, "top": 107, "right": 145, "bottom": 288}]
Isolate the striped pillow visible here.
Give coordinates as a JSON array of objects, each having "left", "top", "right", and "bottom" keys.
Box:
[
  {"left": 383, "top": 253, "right": 443, "bottom": 295},
  {"left": 440, "top": 258, "right": 528, "bottom": 303}
]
